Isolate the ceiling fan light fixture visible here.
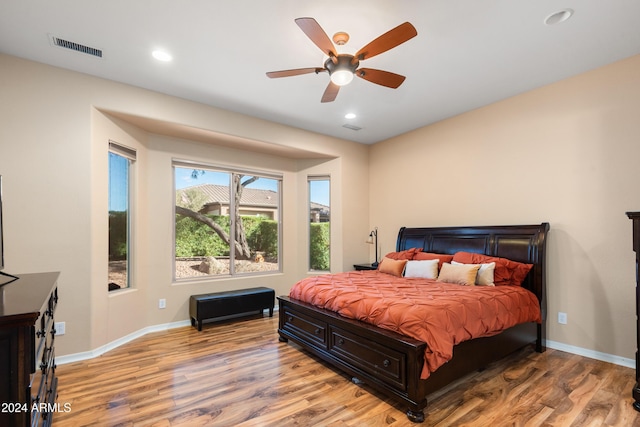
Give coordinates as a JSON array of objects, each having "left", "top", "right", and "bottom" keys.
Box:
[
  {"left": 331, "top": 69, "right": 354, "bottom": 86},
  {"left": 325, "top": 54, "right": 359, "bottom": 86}
]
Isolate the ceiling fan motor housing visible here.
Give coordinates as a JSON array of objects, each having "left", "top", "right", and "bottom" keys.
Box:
[{"left": 324, "top": 54, "right": 360, "bottom": 77}]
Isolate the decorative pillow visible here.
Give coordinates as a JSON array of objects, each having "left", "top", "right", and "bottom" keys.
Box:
[
  {"left": 378, "top": 257, "right": 408, "bottom": 277},
  {"left": 383, "top": 247, "right": 423, "bottom": 261},
  {"left": 413, "top": 252, "right": 454, "bottom": 269},
  {"left": 437, "top": 262, "right": 480, "bottom": 286},
  {"left": 404, "top": 259, "right": 439, "bottom": 279},
  {"left": 452, "top": 252, "right": 533, "bottom": 286},
  {"left": 452, "top": 260, "right": 495, "bottom": 286}
]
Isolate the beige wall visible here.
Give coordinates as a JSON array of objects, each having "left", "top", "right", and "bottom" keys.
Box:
[
  {"left": 370, "top": 55, "right": 640, "bottom": 361},
  {"left": 0, "top": 53, "right": 369, "bottom": 356},
  {"left": 3, "top": 50, "right": 639, "bottom": 363}
]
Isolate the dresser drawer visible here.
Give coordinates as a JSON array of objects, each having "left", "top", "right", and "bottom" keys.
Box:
[
  {"left": 281, "top": 308, "right": 327, "bottom": 348},
  {"left": 329, "top": 326, "right": 407, "bottom": 390}
]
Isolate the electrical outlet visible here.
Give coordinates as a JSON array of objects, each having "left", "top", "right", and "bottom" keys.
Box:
[
  {"left": 55, "top": 322, "right": 66, "bottom": 335},
  {"left": 558, "top": 312, "right": 567, "bottom": 325},
  {"left": 159, "top": 299, "right": 166, "bottom": 309}
]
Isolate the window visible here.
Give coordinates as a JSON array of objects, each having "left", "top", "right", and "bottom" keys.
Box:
[
  {"left": 174, "top": 162, "right": 281, "bottom": 280},
  {"left": 308, "top": 176, "right": 330, "bottom": 271},
  {"left": 108, "top": 142, "right": 135, "bottom": 291}
]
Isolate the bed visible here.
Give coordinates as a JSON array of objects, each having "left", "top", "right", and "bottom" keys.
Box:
[{"left": 277, "top": 223, "right": 549, "bottom": 423}]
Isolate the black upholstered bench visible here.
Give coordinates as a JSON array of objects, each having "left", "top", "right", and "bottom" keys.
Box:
[{"left": 189, "top": 287, "right": 275, "bottom": 331}]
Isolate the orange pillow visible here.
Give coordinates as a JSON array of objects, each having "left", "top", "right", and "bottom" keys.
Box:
[
  {"left": 452, "top": 251, "right": 533, "bottom": 286},
  {"left": 378, "top": 257, "right": 408, "bottom": 277},
  {"left": 383, "top": 247, "right": 423, "bottom": 261},
  {"left": 413, "top": 252, "right": 454, "bottom": 269}
]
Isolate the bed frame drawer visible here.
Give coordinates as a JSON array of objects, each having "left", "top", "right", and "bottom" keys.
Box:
[
  {"left": 329, "top": 326, "right": 406, "bottom": 390},
  {"left": 281, "top": 307, "right": 327, "bottom": 347}
]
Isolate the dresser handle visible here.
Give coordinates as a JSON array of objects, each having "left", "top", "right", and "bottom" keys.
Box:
[
  {"left": 315, "top": 328, "right": 321, "bottom": 335},
  {"left": 287, "top": 316, "right": 293, "bottom": 323},
  {"left": 383, "top": 359, "right": 390, "bottom": 368},
  {"left": 337, "top": 338, "right": 345, "bottom": 345}
]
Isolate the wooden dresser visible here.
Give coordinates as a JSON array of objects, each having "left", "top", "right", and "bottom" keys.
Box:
[
  {"left": 0, "top": 272, "right": 60, "bottom": 427},
  {"left": 628, "top": 212, "right": 640, "bottom": 411}
]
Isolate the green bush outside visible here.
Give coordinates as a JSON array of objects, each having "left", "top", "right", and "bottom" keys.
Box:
[
  {"left": 309, "top": 222, "right": 330, "bottom": 271},
  {"left": 245, "top": 218, "right": 279, "bottom": 259},
  {"left": 175, "top": 215, "right": 230, "bottom": 257},
  {"left": 175, "top": 214, "right": 280, "bottom": 260},
  {"left": 109, "top": 211, "right": 128, "bottom": 261},
  {"left": 175, "top": 214, "right": 329, "bottom": 268}
]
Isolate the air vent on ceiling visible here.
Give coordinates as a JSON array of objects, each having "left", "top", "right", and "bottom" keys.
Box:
[
  {"left": 49, "top": 34, "right": 103, "bottom": 58},
  {"left": 342, "top": 123, "right": 362, "bottom": 131}
]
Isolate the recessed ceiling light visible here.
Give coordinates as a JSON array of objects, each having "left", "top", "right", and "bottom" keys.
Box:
[
  {"left": 544, "top": 9, "right": 574, "bottom": 26},
  {"left": 152, "top": 50, "right": 172, "bottom": 62},
  {"left": 344, "top": 113, "right": 356, "bottom": 119}
]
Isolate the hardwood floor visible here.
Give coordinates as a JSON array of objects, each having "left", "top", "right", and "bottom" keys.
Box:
[{"left": 53, "top": 314, "right": 640, "bottom": 426}]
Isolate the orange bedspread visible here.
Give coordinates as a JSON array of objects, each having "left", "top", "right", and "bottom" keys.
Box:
[{"left": 289, "top": 271, "right": 541, "bottom": 379}]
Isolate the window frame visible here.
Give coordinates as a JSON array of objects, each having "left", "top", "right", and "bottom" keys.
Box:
[
  {"left": 308, "top": 175, "right": 331, "bottom": 273},
  {"left": 173, "top": 159, "right": 283, "bottom": 282},
  {"left": 108, "top": 141, "right": 136, "bottom": 291}
]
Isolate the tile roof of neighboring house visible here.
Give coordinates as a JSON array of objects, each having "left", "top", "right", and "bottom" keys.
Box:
[
  {"left": 177, "top": 184, "right": 278, "bottom": 208},
  {"left": 310, "top": 201, "right": 330, "bottom": 212},
  {"left": 178, "top": 183, "right": 330, "bottom": 211}
]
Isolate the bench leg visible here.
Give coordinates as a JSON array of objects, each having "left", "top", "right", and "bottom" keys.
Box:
[{"left": 269, "top": 307, "right": 274, "bottom": 317}]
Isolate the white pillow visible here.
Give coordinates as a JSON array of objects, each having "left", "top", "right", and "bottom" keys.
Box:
[
  {"left": 404, "top": 259, "right": 439, "bottom": 279},
  {"left": 452, "top": 260, "right": 495, "bottom": 286}
]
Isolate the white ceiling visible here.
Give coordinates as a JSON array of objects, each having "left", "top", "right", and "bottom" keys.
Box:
[{"left": 1, "top": 0, "right": 639, "bottom": 145}]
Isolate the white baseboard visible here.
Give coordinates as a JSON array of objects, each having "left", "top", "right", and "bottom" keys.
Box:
[
  {"left": 546, "top": 339, "right": 635, "bottom": 369},
  {"left": 57, "top": 306, "right": 281, "bottom": 365},
  {"left": 56, "top": 320, "right": 191, "bottom": 365},
  {"left": 57, "top": 310, "right": 634, "bottom": 371}
]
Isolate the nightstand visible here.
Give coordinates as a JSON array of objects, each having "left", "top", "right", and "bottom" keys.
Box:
[{"left": 353, "top": 263, "right": 377, "bottom": 271}]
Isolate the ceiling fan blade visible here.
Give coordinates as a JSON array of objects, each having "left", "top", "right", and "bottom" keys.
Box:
[
  {"left": 354, "top": 22, "right": 417, "bottom": 61},
  {"left": 356, "top": 68, "right": 406, "bottom": 88},
  {"left": 295, "top": 17, "right": 338, "bottom": 58},
  {"left": 266, "top": 67, "right": 324, "bottom": 78},
  {"left": 321, "top": 81, "right": 340, "bottom": 103}
]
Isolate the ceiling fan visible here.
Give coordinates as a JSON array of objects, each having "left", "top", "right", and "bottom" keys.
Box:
[{"left": 266, "top": 18, "right": 418, "bottom": 103}]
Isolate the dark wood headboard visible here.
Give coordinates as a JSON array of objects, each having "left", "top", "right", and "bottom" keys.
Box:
[{"left": 396, "top": 223, "right": 550, "bottom": 318}]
